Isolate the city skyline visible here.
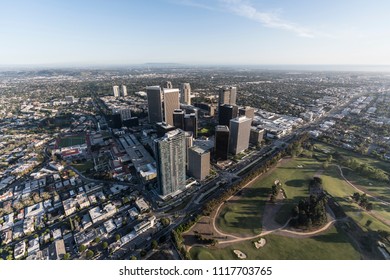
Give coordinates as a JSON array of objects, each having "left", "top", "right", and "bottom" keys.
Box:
[{"left": 1, "top": 0, "right": 390, "bottom": 67}]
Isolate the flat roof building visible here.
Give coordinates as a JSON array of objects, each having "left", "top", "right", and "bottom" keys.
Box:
[
  {"left": 229, "top": 116, "right": 252, "bottom": 155},
  {"left": 188, "top": 146, "right": 210, "bottom": 181}
]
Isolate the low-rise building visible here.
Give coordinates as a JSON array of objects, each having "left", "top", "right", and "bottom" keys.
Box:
[{"left": 88, "top": 203, "right": 117, "bottom": 224}]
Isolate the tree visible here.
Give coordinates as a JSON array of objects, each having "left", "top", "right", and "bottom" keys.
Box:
[
  {"left": 151, "top": 240, "right": 158, "bottom": 250},
  {"left": 94, "top": 237, "right": 101, "bottom": 244},
  {"left": 63, "top": 253, "right": 71, "bottom": 260},
  {"left": 102, "top": 242, "right": 108, "bottom": 250},
  {"left": 130, "top": 255, "right": 137, "bottom": 260},
  {"left": 140, "top": 250, "right": 147, "bottom": 257},
  {"left": 115, "top": 234, "right": 121, "bottom": 241},
  {"left": 161, "top": 217, "right": 170, "bottom": 227},
  {"left": 79, "top": 245, "right": 87, "bottom": 252},
  {"left": 86, "top": 250, "right": 94, "bottom": 259}
]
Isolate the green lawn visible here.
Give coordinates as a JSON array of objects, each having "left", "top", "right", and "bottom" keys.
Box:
[
  {"left": 341, "top": 168, "right": 390, "bottom": 201},
  {"left": 58, "top": 135, "right": 86, "bottom": 148},
  {"left": 71, "top": 161, "right": 94, "bottom": 173},
  {"left": 216, "top": 157, "right": 319, "bottom": 235},
  {"left": 314, "top": 142, "right": 390, "bottom": 173},
  {"left": 190, "top": 226, "right": 361, "bottom": 260},
  {"left": 322, "top": 165, "right": 390, "bottom": 232}
]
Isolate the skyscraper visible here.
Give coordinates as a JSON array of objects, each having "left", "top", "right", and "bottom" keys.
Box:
[
  {"left": 188, "top": 146, "right": 210, "bottom": 181},
  {"left": 180, "top": 83, "right": 191, "bottom": 105},
  {"left": 229, "top": 116, "right": 252, "bottom": 155},
  {"left": 121, "top": 85, "right": 128, "bottom": 97},
  {"left": 113, "top": 85, "right": 120, "bottom": 97},
  {"left": 250, "top": 127, "right": 264, "bottom": 145},
  {"left": 218, "top": 86, "right": 237, "bottom": 106},
  {"left": 184, "top": 113, "right": 198, "bottom": 138},
  {"left": 154, "top": 129, "right": 187, "bottom": 196},
  {"left": 146, "top": 86, "right": 163, "bottom": 123},
  {"left": 163, "top": 88, "right": 180, "bottom": 126},
  {"left": 162, "top": 81, "right": 173, "bottom": 89},
  {"left": 239, "top": 106, "right": 255, "bottom": 120},
  {"left": 219, "top": 104, "right": 238, "bottom": 127},
  {"left": 173, "top": 109, "right": 185, "bottom": 130},
  {"left": 215, "top": 125, "right": 230, "bottom": 161}
]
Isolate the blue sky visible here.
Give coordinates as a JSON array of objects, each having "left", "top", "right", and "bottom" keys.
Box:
[{"left": 1, "top": 0, "right": 390, "bottom": 65}]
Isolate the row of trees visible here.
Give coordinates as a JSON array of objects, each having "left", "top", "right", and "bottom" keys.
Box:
[{"left": 343, "top": 158, "right": 389, "bottom": 182}]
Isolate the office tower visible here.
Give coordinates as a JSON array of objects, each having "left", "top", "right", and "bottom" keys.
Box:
[
  {"left": 121, "top": 85, "right": 128, "bottom": 97},
  {"left": 219, "top": 104, "right": 238, "bottom": 127},
  {"left": 184, "top": 113, "right": 198, "bottom": 138},
  {"left": 229, "top": 116, "right": 252, "bottom": 155},
  {"left": 146, "top": 86, "right": 163, "bottom": 123},
  {"left": 113, "top": 85, "right": 120, "bottom": 97},
  {"left": 193, "top": 102, "right": 215, "bottom": 117},
  {"left": 154, "top": 129, "right": 186, "bottom": 196},
  {"left": 156, "top": 122, "right": 176, "bottom": 138},
  {"left": 173, "top": 109, "right": 185, "bottom": 130},
  {"left": 239, "top": 106, "right": 255, "bottom": 120},
  {"left": 180, "top": 104, "right": 199, "bottom": 119},
  {"left": 250, "top": 127, "right": 265, "bottom": 145},
  {"left": 215, "top": 125, "right": 230, "bottom": 161},
  {"left": 188, "top": 146, "right": 210, "bottom": 181},
  {"left": 218, "top": 86, "right": 237, "bottom": 106},
  {"left": 163, "top": 88, "right": 180, "bottom": 126},
  {"left": 180, "top": 83, "right": 191, "bottom": 105},
  {"left": 162, "top": 81, "right": 173, "bottom": 89}
]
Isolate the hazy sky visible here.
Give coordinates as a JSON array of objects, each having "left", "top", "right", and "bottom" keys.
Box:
[{"left": 1, "top": 0, "right": 390, "bottom": 66}]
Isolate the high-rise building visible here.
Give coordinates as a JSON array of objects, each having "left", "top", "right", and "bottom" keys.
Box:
[
  {"left": 154, "top": 129, "right": 187, "bottom": 196},
  {"left": 250, "top": 127, "right": 265, "bottom": 145},
  {"left": 229, "top": 116, "right": 252, "bottom": 155},
  {"left": 215, "top": 125, "right": 230, "bottom": 161},
  {"left": 218, "top": 86, "right": 237, "bottom": 106},
  {"left": 146, "top": 86, "right": 163, "bottom": 123},
  {"left": 162, "top": 81, "right": 173, "bottom": 89},
  {"left": 188, "top": 146, "right": 210, "bottom": 181},
  {"left": 173, "top": 109, "right": 185, "bottom": 130},
  {"left": 121, "top": 85, "right": 128, "bottom": 97},
  {"left": 180, "top": 83, "right": 191, "bottom": 105},
  {"left": 113, "top": 85, "right": 120, "bottom": 97},
  {"left": 239, "top": 106, "right": 255, "bottom": 120},
  {"left": 163, "top": 88, "right": 180, "bottom": 126},
  {"left": 219, "top": 104, "right": 238, "bottom": 127},
  {"left": 184, "top": 113, "right": 197, "bottom": 138}
]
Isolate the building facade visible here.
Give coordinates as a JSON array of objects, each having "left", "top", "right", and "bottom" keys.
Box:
[
  {"left": 218, "top": 86, "right": 237, "bottom": 106},
  {"left": 113, "top": 85, "right": 120, "bottom": 97},
  {"left": 180, "top": 83, "right": 191, "bottom": 105},
  {"left": 214, "top": 125, "right": 230, "bottom": 161},
  {"left": 163, "top": 88, "right": 180, "bottom": 126},
  {"left": 229, "top": 116, "right": 252, "bottom": 155},
  {"left": 146, "top": 86, "right": 163, "bottom": 123},
  {"left": 155, "top": 129, "right": 187, "bottom": 196},
  {"left": 219, "top": 104, "right": 238, "bottom": 127},
  {"left": 188, "top": 146, "right": 210, "bottom": 181}
]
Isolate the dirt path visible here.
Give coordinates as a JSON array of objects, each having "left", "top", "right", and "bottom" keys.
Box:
[{"left": 335, "top": 164, "right": 390, "bottom": 206}]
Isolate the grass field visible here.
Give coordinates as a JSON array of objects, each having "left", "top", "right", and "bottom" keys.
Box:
[
  {"left": 190, "top": 226, "right": 361, "bottom": 260},
  {"left": 58, "top": 135, "right": 86, "bottom": 148},
  {"left": 216, "top": 157, "right": 319, "bottom": 235},
  {"left": 314, "top": 142, "right": 390, "bottom": 174},
  {"left": 71, "top": 161, "right": 94, "bottom": 173},
  {"left": 322, "top": 165, "right": 390, "bottom": 232}
]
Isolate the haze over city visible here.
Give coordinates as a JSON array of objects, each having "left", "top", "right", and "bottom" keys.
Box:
[{"left": 1, "top": 0, "right": 390, "bottom": 66}]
